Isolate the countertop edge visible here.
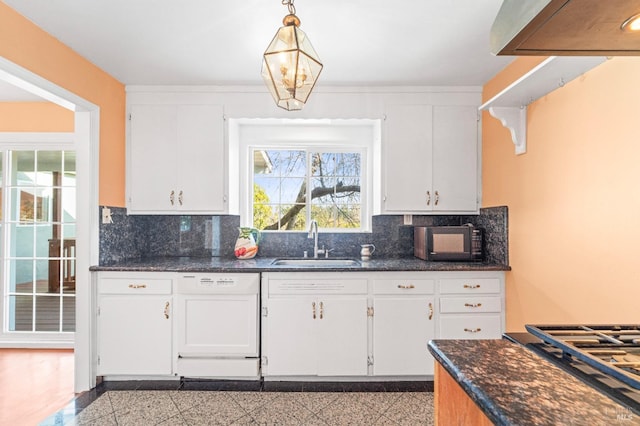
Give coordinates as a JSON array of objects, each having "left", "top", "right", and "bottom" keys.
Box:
[
  {"left": 89, "top": 257, "right": 511, "bottom": 272},
  {"left": 428, "top": 339, "right": 509, "bottom": 425}
]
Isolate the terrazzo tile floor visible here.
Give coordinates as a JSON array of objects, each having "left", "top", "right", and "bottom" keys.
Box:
[{"left": 46, "top": 390, "right": 434, "bottom": 425}]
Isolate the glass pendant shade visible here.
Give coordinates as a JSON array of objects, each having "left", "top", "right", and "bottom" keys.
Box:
[{"left": 262, "top": 19, "right": 323, "bottom": 111}]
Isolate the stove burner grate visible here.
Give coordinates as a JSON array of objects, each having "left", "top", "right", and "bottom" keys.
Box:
[{"left": 526, "top": 325, "right": 640, "bottom": 390}]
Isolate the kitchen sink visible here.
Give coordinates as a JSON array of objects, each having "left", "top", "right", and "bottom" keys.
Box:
[{"left": 271, "top": 258, "right": 361, "bottom": 267}]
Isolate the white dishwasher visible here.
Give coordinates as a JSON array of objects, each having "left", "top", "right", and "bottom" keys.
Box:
[{"left": 175, "top": 273, "right": 260, "bottom": 379}]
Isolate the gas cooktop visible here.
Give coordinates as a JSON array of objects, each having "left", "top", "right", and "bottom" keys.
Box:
[{"left": 525, "top": 325, "right": 640, "bottom": 390}]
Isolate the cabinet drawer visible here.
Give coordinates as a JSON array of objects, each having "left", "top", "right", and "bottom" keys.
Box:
[
  {"left": 439, "top": 297, "right": 502, "bottom": 314},
  {"left": 373, "top": 279, "right": 435, "bottom": 295},
  {"left": 439, "top": 278, "right": 500, "bottom": 294},
  {"left": 99, "top": 277, "right": 172, "bottom": 295},
  {"left": 269, "top": 279, "right": 368, "bottom": 295},
  {"left": 439, "top": 315, "right": 502, "bottom": 339}
]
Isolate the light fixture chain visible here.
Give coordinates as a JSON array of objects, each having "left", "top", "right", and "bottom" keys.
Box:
[{"left": 282, "top": 0, "right": 296, "bottom": 15}]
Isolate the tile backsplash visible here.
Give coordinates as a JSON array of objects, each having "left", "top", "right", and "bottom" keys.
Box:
[{"left": 99, "top": 206, "right": 508, "bottom": 265}]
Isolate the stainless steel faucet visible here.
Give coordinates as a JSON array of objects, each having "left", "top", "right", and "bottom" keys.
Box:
[{"left": 307, "top": 220, "right": 320, "bottom": 258}]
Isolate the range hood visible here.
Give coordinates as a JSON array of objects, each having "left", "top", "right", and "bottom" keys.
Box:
[{"left": 491, "top": 0, "right": 640, "bottom": 55}]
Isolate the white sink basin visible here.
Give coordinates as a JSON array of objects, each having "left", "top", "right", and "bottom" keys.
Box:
[{"left": 271, "top": 258, "right": 361, "bottom": 267}]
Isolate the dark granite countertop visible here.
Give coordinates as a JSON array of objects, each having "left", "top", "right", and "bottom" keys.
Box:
[
  {"left": 428, "top": 339, "right": 640, "bottom": 426},
  {"left": 90, "top": 256, "right": 510, "bottom": 272}
]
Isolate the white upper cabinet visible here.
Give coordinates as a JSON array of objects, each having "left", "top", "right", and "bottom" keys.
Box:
[
  {"left": 383, "top": 104, "right": 479, "bottom": 213},
  {"left": 127, "top": 103, "right": 226, "bottom": 214}
]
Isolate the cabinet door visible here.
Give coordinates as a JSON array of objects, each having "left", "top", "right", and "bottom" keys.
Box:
[
  {"left": 263, "top": 297, "right": 317, "bottom": 376},
  {"left": 316, "top": 297, "right": 368, "bottom": 376},
  {"left": 373, "top": 296, "right": 435, "bottom": 376},
  {"left": 176, "top": 105, "right": 226, "bottom": 213},
  {"left": 128, "top": 104, "right": 177, "bottom": 211},
  {"left": 432, "top": 105, "right": 478, "bottom": 211},
  {"left": 176, "top": 293, "right": 258, "bottom": 356},
  {"left": 383, "top": 104, "right": 433, "bottom": 213},
  {"left": 97, "top": 295, "right": 172, "bottom": 375}
]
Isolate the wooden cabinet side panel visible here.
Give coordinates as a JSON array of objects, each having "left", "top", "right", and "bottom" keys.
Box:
[{"left": 435, "top": 363, "right": 493, "bottom": 426}]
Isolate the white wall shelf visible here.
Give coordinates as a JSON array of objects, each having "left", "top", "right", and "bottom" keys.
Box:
[{"left": 479, "top": 56, "right": 607, "bottom": 155}]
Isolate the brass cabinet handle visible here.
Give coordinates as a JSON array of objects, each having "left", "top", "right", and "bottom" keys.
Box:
[
  {"left": 312, "top": 302, "right": 316, "bottom": 319},
  {"left": 320, "top": 301, "right": 324, "bottom": 320},
  {"left": 464, "top": 328, "right": 482, "bottom": 333},
  {"left": 463, "top": 284, "right": 481, "bottom": 289},
  {"left": 435, "top": 190, "right": 439, "bottom": 206},
  {"left": 428, "top": 302, "right": 433, "bottom": 320},
  {"left": 178, "top": 190, "right": 183, "bottom": 206},
  {"left": 464, "top": 303, "right": 482, "bottom": 308},
  {"left": 426, "top": 191, "right": 431, "bottom": 206},
  {"left": 128, "top": 284, "right": 147, "bottom": 289},
  {"left": 164, "top": 302, "right": 170, "bottom": 319},
  {"left": 170, "top": 190, "right": 175, "bottom": 205},
  {"left": 397, "top": 284, "right": 415, "bottom": 289}
]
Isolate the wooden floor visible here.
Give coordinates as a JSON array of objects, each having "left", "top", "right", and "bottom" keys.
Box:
[{"left": 0, "top": 349, "right": 75, "bottom": 426}]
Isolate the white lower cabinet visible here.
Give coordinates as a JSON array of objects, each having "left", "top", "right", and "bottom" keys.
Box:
[
  {"left": 96, "top": 272, "right": 173, "bottom": 376},
  {"left": 372, "top": 276, "right": 436, "bottom": 376},
  {"left": 261, "top": 271, "right": 504, "bottom": 380},
  {"left": 261, "top": 273, "right": 368, "bottom": 377},
  {"left": 438, "top": 276, "right": 505, "bottom": 340}
]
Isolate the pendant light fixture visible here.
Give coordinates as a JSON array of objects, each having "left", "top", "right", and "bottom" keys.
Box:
[{"left": 261, "top": 0, "right": 323, "bottom": 111}]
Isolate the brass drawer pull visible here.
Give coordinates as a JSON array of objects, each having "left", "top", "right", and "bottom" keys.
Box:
[
  {"left": 426, "top": 191, "right": 431, "bottom": 206},
  {"left": 428, "top": 302, "right": 433, "bottom": 320},
  {"left": 397, "top": 284, "right": 415, "bottom": 289},
  {"left": 464, "top": 328, "right": 482, "bottom": 333},
  {"left": 128, "top": 284, "right": 147, "bottom": 289},
  {"left": 170, "top": 190, "right": 175, "bottom": 205},
  {"left": 164, "top": 302, "right": 170, "bottom": 319},
  {"left": 463, "top": 284, "right": 481, "bottom": 289},
  {"left": 319, "top": 301, "right": 324, "bottom": 319},
  {"left": 434, "top": 190, "right": 439, "bottom": 206},
  {"left": 464, "top": 303, "right": 482, "bottom": 308},
  {"left": 178, "top": 190, "right": 183, "bottom": 206},
  {"left": 312, "top": 302, "right": 316, "bottom": 319}
]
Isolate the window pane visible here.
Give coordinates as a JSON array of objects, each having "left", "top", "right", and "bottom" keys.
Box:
[
  {"left": 12, "top": 151, "right": 35, "bottom": 186},
  {"left": 11, "top": 188, "right": 36, "bottom": 222},
  {"left": 61, "top": 187, "right": 76, "bottom": 222},
  {"left": 62, "top": 296, "right": 75, "bottom": 331},
  {"left": 9, "top": 259, "right": 34, "bottom": 293},
  {"left": 10, "top": 224, "right": 34, "bottom": 257},
  {"left": 35, "top": 224, "right": 55, "bottom": 258},
  {"left": 8, "top": 295, "right": 33, "bottom": 331},
  {"left": 36, "top": 151, "right": 63, "bottom": 186},
  {"left": 35, "top": 295, "right": 60, "bottom": 332}
]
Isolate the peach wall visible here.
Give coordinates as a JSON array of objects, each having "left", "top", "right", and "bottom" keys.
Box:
[
  {"left": 483, "top": 57, "right": 640, "bottom": 331},
  {"left": 0, "top": 3, "right": 125, "bottom": 206},
  {"left": 0, "top": 102, "right": 74, "bottom": 132}
]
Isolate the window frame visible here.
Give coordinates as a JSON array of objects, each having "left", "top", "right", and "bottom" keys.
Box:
[{"left": 234, "top": 119, "right": 380, "bottom": 233}]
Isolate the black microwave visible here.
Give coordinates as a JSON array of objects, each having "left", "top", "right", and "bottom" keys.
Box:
[{"left": 414, "top": 225, "right": 483, "bottom": 261}]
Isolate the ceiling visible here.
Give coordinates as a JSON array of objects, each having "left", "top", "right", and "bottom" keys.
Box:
[{"left": 2, "top": 0, "right": 514, "bottom": 98}]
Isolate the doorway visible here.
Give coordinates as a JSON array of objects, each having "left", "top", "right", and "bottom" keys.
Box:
[{"left": 0, "top": 57, "right": 100, "bottom": 392}]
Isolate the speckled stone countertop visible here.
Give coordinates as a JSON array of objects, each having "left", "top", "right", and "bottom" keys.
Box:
[
  {"left": 428, "top": 339, "right": 640, "bottom": 426},
  {"left": 90, "top": 256, "right": 510, "bottom": 272}
]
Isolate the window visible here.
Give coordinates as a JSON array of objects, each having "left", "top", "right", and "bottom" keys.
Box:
[
  {"left": 233, "top": 119, "right": 380, "bottom": 232},
  {"left": 253, "top": 149, "right": 362, "bottom": 230}
]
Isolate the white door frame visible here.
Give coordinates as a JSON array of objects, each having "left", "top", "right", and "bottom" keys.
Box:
[{"left": 0, "top": 57, "right": 100, "bottom": 392}]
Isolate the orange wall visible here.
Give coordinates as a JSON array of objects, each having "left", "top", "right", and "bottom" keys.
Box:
[
  {"left": 0, "top": 102, "right": 74, "bottom": 132},
  {"left": 483, "top": 57, "right": 640, "bottom": 331},
  {"left": 0, "top": 3, "right": 125, "bottom": 206}
]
